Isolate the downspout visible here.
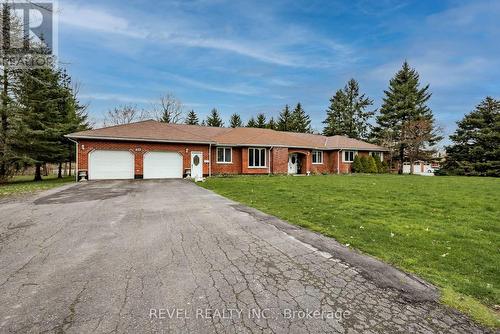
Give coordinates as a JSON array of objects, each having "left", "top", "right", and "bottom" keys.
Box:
[
  {"left": 209, "top": 144, "right": 212, "bottom": 177},
  {"left": 337, "top": 149, "right": 341, "bottom": 174},
  {"left": 268, "top": 146, "right": 273, "bottom": 174},
  {"left": 67, "top": 138, "right": 78, "bottom": 182}
]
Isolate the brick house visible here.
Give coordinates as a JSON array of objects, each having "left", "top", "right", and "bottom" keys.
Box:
[{"left": 66, "top": 120, "right": 388, "bottom": 180}]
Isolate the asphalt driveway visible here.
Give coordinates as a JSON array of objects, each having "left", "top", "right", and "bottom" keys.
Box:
[{"left": 0, "top": 180, "right": 489, "bottom": 333}]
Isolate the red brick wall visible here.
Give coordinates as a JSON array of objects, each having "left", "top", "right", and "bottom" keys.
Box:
[
  {"left": 76, "top": 139, "right": 384, "bottom": 177},
  {"left": 77, "top": 140, "right": 210, "bottom": 177},
  {"left": 310, "top": 150, "right": 335, "bottom": 174},
  {"left": 271, "top": 147, "right": 288, "bottom": 173},
  {"left": 211, "top": 147, "right": 242, "bottom": 175},
  {"left": 241, "top": 147, "right": 269, "bottom": 174}
]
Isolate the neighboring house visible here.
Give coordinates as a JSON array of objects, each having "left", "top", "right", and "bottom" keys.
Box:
[
  {"left": 65, "top": 120, "right": 388, "bottom": 180},
  {"left": 402, "top": 152, "right": 446, "bottom": 176},
  {"left": 402, "top": 161, "right": 438, "bottom": 175}
]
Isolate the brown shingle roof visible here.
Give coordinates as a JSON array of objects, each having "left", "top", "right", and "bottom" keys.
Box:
[{"left": 67, "top": 120, "right": 387, "bottom": 151}]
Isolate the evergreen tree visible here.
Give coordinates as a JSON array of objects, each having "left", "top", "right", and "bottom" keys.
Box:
[
  {"left": 58, "top": 71, "right": 90, "bottom": 178},
  {"left": 323, "top": 79, "right": 374, "bottom": 139},
  {"left": 372, "top": 61, "right": 441, "bottom": 173},
  {"left": 277, "top": 105, "right": 293, "bottom": 131},
  {"left": 352, "top": 155, "right": 363, "bottom": 173},
  {"left": 229, "top": 113, "right": 242, "bottom": 128},
  {"left": 375, "top": 157, "right": 384, "bottom": 173},
  {"left": 206, "top": 108, "right": 224, "bottom": 127},
  {"left": 442, "top": 97, "right": 500, "bottom": 176},
  {"left": 267, "top": 117, "right": 277, "bottom": 130},
  {"left": 256, "top": 113, "right": 267, "bottom": 128},
  {"left": 367, "top": 156, "right": 378, "bottom": 173},
  {"left": 200, "top": 120, "right": 206, "bottom": 126},
  {"left": 360, "top": 156, "right": 369, "bottom": 173},
  {"left": 12, "top": 54, "right": 70, "bottom": 181},
  {"left": 291, "top": 103, "right": 312, "bottom": 133},
  {"left": 0, "top": 5, "right": 24, "bottom": 182},
  {"left": 185, "top": 110, "right": 199, "bottom": 125},
  {"left": 246, "top": 116, "right": 257, "bottom": 128}
]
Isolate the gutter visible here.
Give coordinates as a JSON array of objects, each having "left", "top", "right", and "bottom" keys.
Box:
[
  {"left": 337, "top": 149, "right": 341, "bottom": 174},
  {"left": 64, "top": 135, "right": 389, "bottom": 152},
  {"left": 209, "top": 144, "right": 212, "bottom": 177},
  {"left": 268, "top": 146, "right": 274, "bottom": 174},
  {"left": 64, "top": 134, "right": 216, "bottom": 145}
]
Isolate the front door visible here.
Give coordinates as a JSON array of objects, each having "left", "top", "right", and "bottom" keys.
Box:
[
  {"left": 288, "top": 154, "right": 298, "bottom": 174},
  {"left": 191, "top": 152, "right": 203, "bottom": 179}
]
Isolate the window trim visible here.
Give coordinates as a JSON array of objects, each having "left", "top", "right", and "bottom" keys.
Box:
[
  {"left": 216, "top": 147, "right": 232, "bottom": 164},
  {"left": 312, "top": 150, "right": 323, "bottom": 164},
  {"left": 248, "top": 147, "right": 267, "bottom": 168},
  {"left": 369, "top": 151, "right": 384, "bottom": 161},
  {"left": 343, "top": 150, "right": 357, "bottom": 163}
]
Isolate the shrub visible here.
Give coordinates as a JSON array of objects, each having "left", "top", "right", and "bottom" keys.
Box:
[
  {"left": 367, "top": 156, "right": 378, "bottom": 173},
  {"left": 375, "top": 158, "right": 383, "bottom": 173},
  {"left": 352, "top": 155, "right": 363, "bottom": 173},
  {"left": 380, "top": 161, "right": 389, "bottom": 173},
  {"left": 360, "top": 156, "right": 369, "bottom": 173}
]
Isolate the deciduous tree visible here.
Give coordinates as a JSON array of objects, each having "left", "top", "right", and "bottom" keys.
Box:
[
  {"left": 103, "top": 105, "right": 147, "bottom": 126},
  {"left": 401, "top": 118, "right": 441, "bottom": 174},
  {"left": 154, "top": 93, "right": 183, "bottom": 123}
]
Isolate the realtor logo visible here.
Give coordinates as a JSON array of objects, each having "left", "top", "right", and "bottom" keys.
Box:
[{"left": 1, "top": 0, "right": 58, "bottom": 67}]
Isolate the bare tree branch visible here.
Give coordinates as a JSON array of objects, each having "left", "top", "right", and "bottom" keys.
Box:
[
  {"left": 103, "top": 104, "right": 148, "bottom": 127},
  {"left": 402, "top": 118, "right": 441, "bottom": 173},
  {"left": 150, "top": 92, "right": 183, "bottom": 123}
]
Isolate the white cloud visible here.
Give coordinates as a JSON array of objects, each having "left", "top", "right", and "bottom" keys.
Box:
[
  {"left": 164, "top": 72, "right": 262, "bottom": 96},
  {"left": 58, "top": 3, "right": 353, "bottom": 68},
  {"left": 79, "top": 93, "right": 153, "bottom": 104},
  {"left": 59, "top": 3, "right": 146, "bottom": 38}
]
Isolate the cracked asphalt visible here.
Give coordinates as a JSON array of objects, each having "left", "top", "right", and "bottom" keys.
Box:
[{"left": 0, "top": 180, "right": 490, "bottom": 333}]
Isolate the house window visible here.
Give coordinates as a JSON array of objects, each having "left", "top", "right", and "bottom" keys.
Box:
[
  {"left": 312, "top": 150, "right": 323, "bottom": 164},
  {"left": 217, "top": 147, "right": 232, "bottom": 163},
  {"left": 248, "top": 148, "right": 266, "bottom": 167},
  {"left": 343, "top": 151, "right": 356, "bottom": 162},
  {"left": 370, "top": 151, "right": 383, "bottom": 161}
]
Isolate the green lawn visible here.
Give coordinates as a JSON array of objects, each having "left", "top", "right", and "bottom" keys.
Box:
[
  {"left": 0, "top": 175, "right": 74, "bottom": 197},
  {"left": 200, "top": 174, "right": 500, "bottom": 327}
]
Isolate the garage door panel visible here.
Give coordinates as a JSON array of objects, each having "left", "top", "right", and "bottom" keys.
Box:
[
  {"left": 89, "top": 150, "right": 134, "bottom": 180},
  {"left": 143, "top": 152, "right": 183, "bottom": 179}
]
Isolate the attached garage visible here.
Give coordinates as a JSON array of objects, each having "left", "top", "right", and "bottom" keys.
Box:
[
  {"left": 89, "top": 150, "right": 134, "bottom": 180},
  {"left": 143, "top": 151, "right": 183, "bottom": 179}
]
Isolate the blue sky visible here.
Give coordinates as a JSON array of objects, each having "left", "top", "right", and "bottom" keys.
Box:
[{"left": 57, "top": 0, "right": 499, "bottom": 144}]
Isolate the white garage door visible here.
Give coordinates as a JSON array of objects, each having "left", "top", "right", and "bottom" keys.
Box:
[
  {"left": 143, "top": 151, "right": 183, "bottom": 179},
  {"left": 89, "top": 150, "right": 134, "bottom": 180}
]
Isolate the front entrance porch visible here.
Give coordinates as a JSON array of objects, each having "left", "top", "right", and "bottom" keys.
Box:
[{"left": 288, "top": 153, "right": 306, "bottom": 175}]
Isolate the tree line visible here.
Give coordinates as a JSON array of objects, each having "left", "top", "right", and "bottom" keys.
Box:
[
  {"left": 111, "top": 60, "right": 498, "bottom": 176},
  {"left": 0, "top": 6, "right": 89, "bottom": 182}
]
